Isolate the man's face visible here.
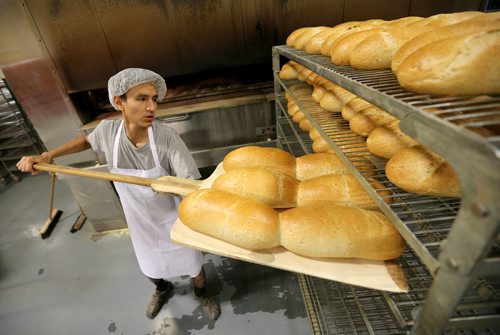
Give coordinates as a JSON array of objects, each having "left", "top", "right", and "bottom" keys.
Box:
[{"left": 119, "top": 83, "right": 158, "bottom": 128}]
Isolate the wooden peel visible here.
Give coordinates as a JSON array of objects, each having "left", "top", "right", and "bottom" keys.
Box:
[{"left": 33, "top": 162, "right": 225, "bottom": 196}]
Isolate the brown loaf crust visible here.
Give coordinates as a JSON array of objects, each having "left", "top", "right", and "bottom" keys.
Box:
[
  {"left": 392, "top": 14, "right": 500, "bottom": 73},
  {"left": 349, "top": 106, "right": 398, "bottom": 136},
  {"left": 312, "top": 137, "right": 334, "bottom": 153},
  {"left": 297, "top": 174, "right": 392, "bottom": 210},
  {"left": 385, "top": 145, "right": 461, "bottom": 197},
  {"left": 294, "top": 26, "right": 330, "bottom": 50},
  {"left": 367, "top": 120, "right": 419, "bottom": 159},
  {"left": 212, "top": 168, "right": 299, "bottom": 208},
  {"left": 223, "top": 146, "right": 297, "bottom": 179},
  {"left": 179, "top": 189, "right": 280, "bottom": 249},
  {"left": 308, "top": 127, "right": 322, "bottom": 141},
  {"left": 341, "top": 97, "right": 373, "bottom": 121},
  {"left": 349, "top": 25, "right": 434, "bottom": 70},
  {"left": 299, "top": 117, "right": 313, "bottom": 132},
  {"left": 406, "top": 11, "right": 484, "bottom": 28},
  {"left": 296, "top": 152, "right": 349, "bottom": 180},
  {"left": 279, "top": 205, "right": 405, "bottom": 260},
  {"left": 397, "top": 30, "right": 500, "bottom": 95},
  {"left": 292, "top": 109, "right": 307, "bottom": 123},
  {"left": 319, "top": 92, "right": 343, "bottom": 112},
  {"left": 331, "top": 85, "right": 356, "bottom": 106},
  {"left": 279, "top": 62, "right": 299, "bottom": 80},
  {"left": 320, "top": 20, "right": 388, "bottom": 56},
  {"left": 286, "top": 27, "right": 311, "bottom": 46},
  {"left": 312, "top": 85, "right": 327, "bottom": 103},
  {"left": 386, "top": 16, "right": 423, "bottom": 26},
  {"left": 331, "top": 27, "right": 385, "bottom": 65},
  {"left": 287, "top": 104, "right": 300, "bottom": 117},
  {"left": 305, "top": 27, "right": 339, "bottom": 54}
]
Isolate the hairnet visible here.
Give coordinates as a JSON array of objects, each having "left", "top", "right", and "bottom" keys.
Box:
[{"left": 108, "top": 68, "right": 167, "bottom": 110}]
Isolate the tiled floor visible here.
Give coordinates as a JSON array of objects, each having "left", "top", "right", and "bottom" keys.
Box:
[{"left": 0, "top": 173, "right": 311, "bottom": 335}]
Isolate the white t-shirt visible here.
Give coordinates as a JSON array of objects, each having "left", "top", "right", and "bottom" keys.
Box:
[{"left": 87, "top": 119, "right": 201, "bottom": 179}]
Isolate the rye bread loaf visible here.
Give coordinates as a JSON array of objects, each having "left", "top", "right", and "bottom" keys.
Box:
[
  {"left": 179, "top": 189, "right": 281, "bottom": 249},
  {"left": 279, "top": 205, "right": 405, "bottom": 260}
]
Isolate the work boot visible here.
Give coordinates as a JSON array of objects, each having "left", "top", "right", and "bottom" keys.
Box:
[
  {"left": 194, "top": 286, "right": 221, "bottom": 320},
  {"left": 146, "top": 281, "right": 173, "bottom": 319}
]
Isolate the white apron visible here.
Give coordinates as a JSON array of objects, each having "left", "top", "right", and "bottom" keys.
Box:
[{"left": 111, "top": 120, "right": 203, "bottom": 279}]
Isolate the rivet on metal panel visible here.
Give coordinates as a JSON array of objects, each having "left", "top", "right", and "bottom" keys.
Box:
[{"left": 471, "top": 202, "right": 489, "bottom": 218}]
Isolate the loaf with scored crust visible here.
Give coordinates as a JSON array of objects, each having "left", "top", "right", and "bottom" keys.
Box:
[
  {"left": 179, "top": 189, "right": 281, "bottom": 249},
  {"left": 279, "top": 205, "right": 405, "bottom": 260},
  {"left": 386, "top": 145, "right": 461, "bottom": 197}
]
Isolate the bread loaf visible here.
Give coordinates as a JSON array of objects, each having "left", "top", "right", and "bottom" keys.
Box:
[
  {"left": 342, "top": 97, "right": 373, "bottom": 121},
  {"left": 321, "top": 21, "right": 387, "bottom": 56},
  {"left": 292, "top": 109, "right": 307, "bottom": 123},
  {"left": 296, "top": 152, "right": 348, "bottom": 180},
  {"left": 286, "top": 27, "right": 311, "bottom": 46},
  {"left": 406, "top": 11, "right": 483, "bottom": 28},
  {"left": 386, "top": 145, "right": 461, "bottom": 197},
  {"left": 319, "top": 92, "right": 343, "bottom": 112},
  {"left": 279, "top": 62, "right": 299, "bottom": 80},
  {"left": 299, "top": 117, "right": 314, "bottom": 132},
  {"left": 297, "top": 174, "right": 392, "bottom": 209},
  {"left": 294, "top": 26, "right": 330, "bottom": 50},
  {"left": 223, "top": 146, "right": 297, "bottom": 178},
  {"left": 212, "top": 168, "right": 299, "bottom": 208},
  {"left": 279, "top": 205, "right": 405, "bottom": 260},
  {"left": 304, "top": 27, "right": 339, "bottom": 54},
  {"left": 386, "top": 16, "right": 423, "bottom": 26},
  {"left": 349, "top": 25, "right": 434, "bottom": 70},
  {"left": 397, "top": 30, "right": 500, "bottom": 95},
  {"left": 349, "top": 106, "right": 398, "bottom": 136},
  {"left": 312, "top": 85, "right": 327, "bottom": 103},
  {"left": 392, "top": 14, "right": 500, "bottom": 73},
  {"left": 331, "top": 28, "right": 385, "bottom": 65},
  {"left": 312, "top": 137, "right": 334, "bottom": 153},
  {"left": 179, "top": 189, "right": 280, "bottom": 249},
  {"left": 367, "top": 120, "right": 419, "bottom": 158},
  {"left": 305, "top": 125, "right": 318, "bottom": 139}
]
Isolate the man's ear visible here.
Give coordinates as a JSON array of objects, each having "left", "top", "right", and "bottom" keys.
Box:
[{"left": 114, "top": 96, "right": 123, "bottom": 111}]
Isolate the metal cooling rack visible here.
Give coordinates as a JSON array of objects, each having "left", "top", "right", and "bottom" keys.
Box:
[{"left": 272, "top": 46, "right": 500, "bottom": 334}]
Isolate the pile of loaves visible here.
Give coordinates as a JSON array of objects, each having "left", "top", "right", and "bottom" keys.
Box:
[
  {"left": 280, "top": 65, "right": 461, "bottom": 198},
  {"left": 179, "top": 146, "right": 405, "bottom": 261},
  {"left": 286, "top": 11, "right": 500, "bottom": 96}
]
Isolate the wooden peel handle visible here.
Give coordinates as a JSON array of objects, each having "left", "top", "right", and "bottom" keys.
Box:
[{"left": 33, "top": 163, "right": 155, "bottom": 187}]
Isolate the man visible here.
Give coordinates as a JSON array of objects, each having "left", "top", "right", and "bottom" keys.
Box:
[{"left": 16, "top": 68, "right": 221, "bottom": 320}]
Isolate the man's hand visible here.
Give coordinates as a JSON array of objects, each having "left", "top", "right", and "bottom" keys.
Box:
[{"left": 16, "top": 152, "right": 51, "bottom": 175}]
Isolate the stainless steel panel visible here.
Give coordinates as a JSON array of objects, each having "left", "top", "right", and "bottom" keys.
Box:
[
  {"left": 60, "top": 163, "right": 126, "bottom": 232},
  {"left": 24, "top": 0, "right": 117, "bottom": 93},
  {"left": 93, "top": 0, "right": 183, "bottom": 78},
  {"left": 343, "top": 0, "right": 411, "bottom": 21},
  {"left": 159, "top": 101, "right": 274, "bottom": 167}
]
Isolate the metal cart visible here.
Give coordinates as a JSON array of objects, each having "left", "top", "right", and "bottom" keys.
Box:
[{"left": 272, "top": 45, "right": 500, "bottom": 335}]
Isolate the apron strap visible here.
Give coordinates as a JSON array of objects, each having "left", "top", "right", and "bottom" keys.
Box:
[
  {"left": 112, "top": 120, "right": 162, "bottom": 169},
  {"left": 112, "top": 120, "right": 124, "bottom": 169},
  {"left": 148, "top": 126, "right": 162, "bottom": 169}
]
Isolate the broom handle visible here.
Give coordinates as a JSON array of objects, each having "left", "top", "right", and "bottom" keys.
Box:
[
  {"left": 49, "top": 172, "right": 55, "bottom": 220},
  {"left": 34, "top": 163, "right": 155, "bottom": 187}
]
